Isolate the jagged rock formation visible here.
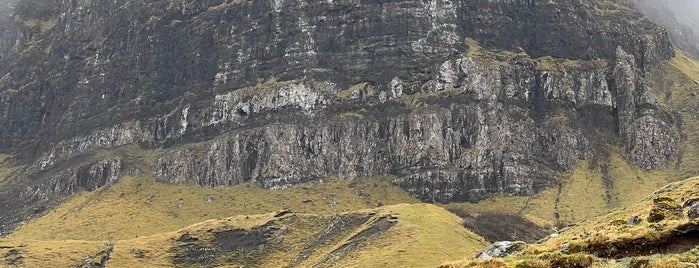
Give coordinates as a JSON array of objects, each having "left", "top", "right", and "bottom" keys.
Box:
[
  {"left": 614, "top": 47, "right": 677, "bottom": 169},
  {"left": 0, "top": 0, "right": 21, "bottom": 62},
  {"left": 0, "top": 0, "right": 685, "bottom": 234}
]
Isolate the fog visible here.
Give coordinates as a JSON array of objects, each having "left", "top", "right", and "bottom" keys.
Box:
[
  {"left": 631, "top": 0, "right": 699, "bottom": 58},
  {"left": 662, "top": 0, "right": 699, "bottom": 28}
]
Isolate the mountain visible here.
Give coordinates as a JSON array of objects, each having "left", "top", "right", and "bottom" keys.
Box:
[{"left": 0, "top": 0, "right": 698, "bottom": 266}]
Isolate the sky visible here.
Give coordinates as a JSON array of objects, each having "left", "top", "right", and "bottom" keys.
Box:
[{"left": 663, "top": 0, "right": 699, "bottom": 26}]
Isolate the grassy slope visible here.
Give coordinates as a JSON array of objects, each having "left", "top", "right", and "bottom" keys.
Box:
[
  {"left": 8, "top": 175, "right": 417, "bottom": 241},
  {"left": 1, "top": 206, "right": 487, "bottom": 268},
  {"left": 441, "top": 52, "right": 699, "bottom": 268},
  {"left": 442, "top": 175, "right": 699, "bottom": 268},
  {"left": 0, "top": 175, "right": 487, "bottom": 267},
  {"left": 446, "top": 149, "right": 671, "bottom": 230},
  {"left": 338, "top": 204, "right": 488, "bottom": 267}
]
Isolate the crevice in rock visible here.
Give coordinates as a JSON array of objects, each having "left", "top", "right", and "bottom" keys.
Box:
[{"left": 554, "top": 181, "right": 563, "bottom": 229}]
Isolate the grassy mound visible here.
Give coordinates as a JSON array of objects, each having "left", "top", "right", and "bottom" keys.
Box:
[{"left": 0, "top": 175, "right": 488, "bottom": 267}]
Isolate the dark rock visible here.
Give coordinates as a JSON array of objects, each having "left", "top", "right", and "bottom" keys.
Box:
[
  {"left": 171, "top": 244, "right": 216, "bottom": 266},
  {"left": 176, "top": 233, "right": 199, "bottom": 243},
  {"left": 687, "top": 203, "right": 699, "bottom": 219},
  {"left": 615, "top": 48, "right": 677, "bottom": 170},
  {"left": 214, "top": 227, "right": 271, "bottom": 253},
  {"left": 130, "top": 249, "right": 147, "bottom": 259},
  {"left": 274, "top": 209, "right": 293, "bottom": 218},
  {"left": 630, "top": 0, "right": 699, "bottom": 59},
  {"left": 628, "top": 215, "right": 642, "bottom": 225},
  {"left": 4, "top": 249, "right": 23, "bottom": 265}
]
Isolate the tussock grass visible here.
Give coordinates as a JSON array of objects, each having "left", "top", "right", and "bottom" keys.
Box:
[
  {"left": 0, "top": 172, "right": 490, "bottom": 267},
  {"left": 338, "top": 204, "right": 489, "bottom": 267},
  {"left": 1, "top": 203, "right": 487, "bottom": 267},
  {"left": 9, "top": 175, "right": 417, "bottom": 241}
]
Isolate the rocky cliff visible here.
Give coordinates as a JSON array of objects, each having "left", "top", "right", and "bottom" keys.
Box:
[{"left": 0, "top": 0, "right": 687, "bottom": 234}]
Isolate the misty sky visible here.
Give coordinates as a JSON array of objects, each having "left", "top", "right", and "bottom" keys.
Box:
[{"left": 663, "top": 0, "right": 699, "bottom": 26}]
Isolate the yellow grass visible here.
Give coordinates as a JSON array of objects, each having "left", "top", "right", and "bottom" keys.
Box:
[
  {"left": 1, "top": 203, "right": 488, "bottom": 267},
  {"left": 9, "top": 175, "right": 418, "bottom": 241},
  {"left": 0, "top": 154, "right": 10, "bottom": 185},
  {"left": 445, "top": 148, "right": 671, "bottom": 230},
  {"left": 336, "top": 204, "right": 489, "bottom": 267}
]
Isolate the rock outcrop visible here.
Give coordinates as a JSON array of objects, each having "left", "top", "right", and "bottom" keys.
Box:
[
  {"left": 0, "top": 0, "right": 684, "bottom": 234},
  {"left": 614, "top": 47, "right": 677, "bottom": 169},
  {"left": 0, "top": 0, "right": 21, "bottom": 63}
]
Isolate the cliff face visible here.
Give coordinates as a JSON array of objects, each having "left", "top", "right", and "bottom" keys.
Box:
[
  {"left": 0, "top": 0, "right": 21, "bottom": 62},
  {"left": 0, "top": 0, "right": 684, "bottom": 234}
]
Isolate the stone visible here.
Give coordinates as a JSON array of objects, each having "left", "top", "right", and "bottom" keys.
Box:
[
  {"left": 628, "top": 215, "right": 642, "bottom": 225},
  {"left": 688, "top": 203, "right": 699, "bottom": 219},
  {"left": 476, "top": 241, "right": 528, "bottom": 260}
]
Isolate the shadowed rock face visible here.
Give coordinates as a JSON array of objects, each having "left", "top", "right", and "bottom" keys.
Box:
[
  {"left": 0, "top": 0, "right": 21, "bottom": 63},
  {"left": 0, "top": 0, "right": 681, "bottom": 233}
]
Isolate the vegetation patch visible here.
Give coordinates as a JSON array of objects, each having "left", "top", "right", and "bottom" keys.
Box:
[{"left": 446, "top": 208, "right": 549, "bottom": 243}]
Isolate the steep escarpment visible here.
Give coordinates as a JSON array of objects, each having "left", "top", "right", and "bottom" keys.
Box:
[
  {"left": 0, "top": 0, "right": 687, "bottom": 234},
  {"left": 0, "top": 0, "right": 20, "bottom": 62}
]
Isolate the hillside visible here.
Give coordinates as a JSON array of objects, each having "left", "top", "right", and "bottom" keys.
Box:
[
  {"left": 441, "top": 43, "right": 699, "bottom": 268},
  {"left": 1, "top": 0, "right": 699, "bottom": 266},
  {"left": 0, "top": 175, "right": 487, "bottom": 267},
  {"left": 443, "top": 174, "right": 699, "bottom": 268}
]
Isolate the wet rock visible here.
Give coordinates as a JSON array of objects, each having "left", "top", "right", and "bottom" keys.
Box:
[{"left": 475, "top": 241, "right": 528, "bottom": 260}]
